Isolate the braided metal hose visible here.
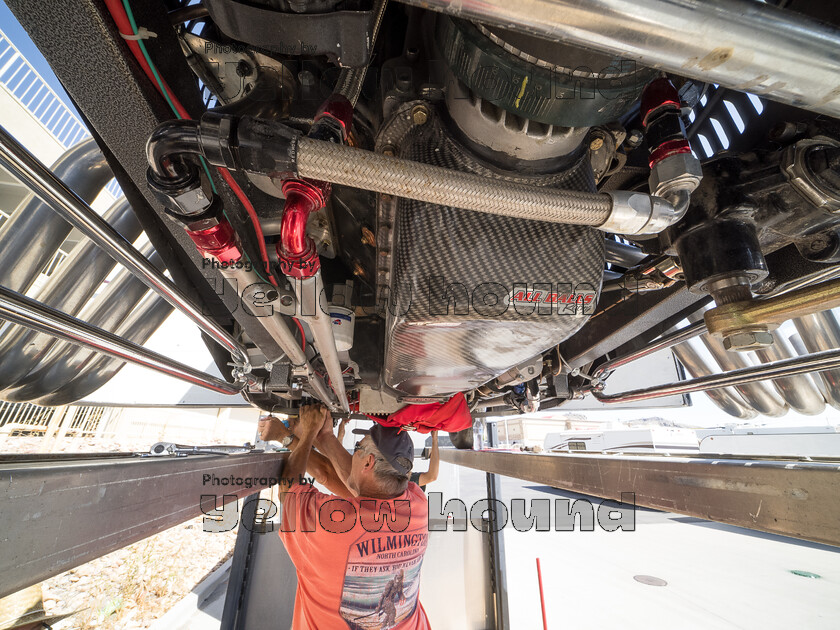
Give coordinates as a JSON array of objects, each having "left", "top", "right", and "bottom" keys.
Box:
[{"left": 297, "top": 137, "right": 614, "bottom": 226}]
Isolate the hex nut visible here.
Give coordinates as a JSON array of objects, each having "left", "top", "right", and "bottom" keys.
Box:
[
  {"left": 649, "top": 151, "right": 703, "bottom": 198},
  {"left": 172, "top": 183, "right": 212, "bottom": 217},
  {"left": 411, "top": 105, "right": 429, "bottom": 126},
  {"left": 723, "top": 330, "right": 775, "bottom": 352}
]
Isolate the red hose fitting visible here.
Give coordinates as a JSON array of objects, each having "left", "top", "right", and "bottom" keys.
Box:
[
  {"left": 277, "top": 179, "right": 328, "bottom": 278},
  {"left": 640, "top": 78, "right": 681, "bottom": 128},
  {"left": 276, "top": 94, "right": 354, "bottom": 279},
  {"left": 648, "top": 139, "right": 692, "bottom": 169},
  {"left": 186, "top": 218, "right": 243, "bottom": 263}
]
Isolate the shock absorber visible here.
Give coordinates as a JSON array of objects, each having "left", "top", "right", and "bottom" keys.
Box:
[{"left": 640, "top": 77, "right": 703, "bottom": 215}]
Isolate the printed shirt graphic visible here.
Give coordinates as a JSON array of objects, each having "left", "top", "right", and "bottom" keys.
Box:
[{"left": 280, "top": 482, "right": 431, "bottom": 630}]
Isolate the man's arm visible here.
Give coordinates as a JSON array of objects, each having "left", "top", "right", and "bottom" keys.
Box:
[
  {"left": 280, "top": 405, "right": 322, "bottom": 507},
  {"left": 314, "top": 424, "right": 354, "bottom": 493},
  {"left": 419, "top": 430, "right": 439, "bottom": 487},
  {"left": 260, "top": 415, "right": 353, "bottom": 499}
]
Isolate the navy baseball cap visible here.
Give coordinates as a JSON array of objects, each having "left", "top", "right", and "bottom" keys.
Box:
[{"left": 352, "top": 425, "right": 413, "bottom": 476}]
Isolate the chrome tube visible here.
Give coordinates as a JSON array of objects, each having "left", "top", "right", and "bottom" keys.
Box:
[
  {"left": 754, "top": 331, "right": 826, "bottom": 416},
  {"left": 292, "top": 273, "right": 350, "bottom": 412},
  {"left": 4, "top": 246, "right": 165, "bottom": 402},
  {"left": 0, "top": 199, "right": 142, "bottom": 392},
  {"left": 0, "top": 124, "right": 250, "bottom": 368},
  {"left": 594, "top": 347, "right": 840, "bottom": 405},
  {"left": 670, "top": 342, "right": 757, "bottom": 420},
  {"left": 219, "top": 267, "right": 337, "bottom": 408},
  {"left": 688, "top": 312, "right": 787, "bottom": 417},
  {"left": 0, "top": 138, "right": 111, "bottom": 293},
  {"left": 592, "top": 320, "right": 706, "bottom": 380},
  {"left": 394, "top": 0, "right": 840, "bottom": 117},
  {"left": 789, "top": 333, "right": 830, "bottom": 402},
  {"left": 0, "top": 285, "right": 240, "bottom": 396},
  {"left": 793, "top": 311, "right": 840, "bottom": 410},
  {"left": 697, "top": 333, "right": 787, "bottom": 417},
  {"left": 35, "top": 295, "right": 175, "bottom": 406}
]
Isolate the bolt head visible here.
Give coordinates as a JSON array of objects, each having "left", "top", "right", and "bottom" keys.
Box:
[
  {"left": 723, "top": 331, "right": 775, "bottom": 352},
  {"left": 411, "top": 105, "right": 429, "bottom": 126},
  {"left": 589, "top": 137, "right": 604, "bottom": 151}
]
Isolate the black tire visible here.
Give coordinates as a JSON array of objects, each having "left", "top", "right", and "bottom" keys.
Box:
[{"left": 449, "top": 427, "right": 474, "bottom": 450}]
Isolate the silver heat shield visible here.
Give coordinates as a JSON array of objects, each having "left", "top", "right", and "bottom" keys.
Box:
[{"left": 384, "top": 119, "right": 604, "bottom": 395}]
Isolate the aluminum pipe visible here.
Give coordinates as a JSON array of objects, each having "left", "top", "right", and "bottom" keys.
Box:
[
  {"left": 218, "top": 266, "right": 338, "bottom": 408},
  {"left": 0, "top": 124, "right": 249, "bottom": 369},
  {"left": 394, "top": 0, "right": 840, "bottom": 118},
  {"left": 291, "top": 272, "right": 350, "bottom": 412},
  {"left": 0, "top": 199, "right": 142, "bottom": 392},
  {"left": 35, "top": 295, "right": 175, "bottom": 406},
  {"left": 5, "top": 246, "right": 165, "bottom": 402},
  {"left": 754, "top": 331, "right": 826, "bottom": 416},
  {"left": 793, "top": 311, "right": 840, "bottom": 411},
  {"left": 670, "top": 341, "right": 757, "bottom": 420},
  {"left": 0, "top": 138, "right": 111, "bottom": 294},
  {"left": 0, "top": 285, "right": 239, "bottom": 396}
]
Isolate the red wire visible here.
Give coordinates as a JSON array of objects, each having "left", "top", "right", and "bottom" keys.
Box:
[
  {"left": 103, "top": 0, "right": 277, "bottom": 286},
  {"left": 217, "top": 167, "right": 278, "bottom": 286},
  {"left": 293, "top": 319, "right": 306, "bottom": 351}
]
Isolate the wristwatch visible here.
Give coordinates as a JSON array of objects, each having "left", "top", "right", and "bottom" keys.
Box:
[{"left": 281, "top": 435, "right": 294, "bottom": 448}]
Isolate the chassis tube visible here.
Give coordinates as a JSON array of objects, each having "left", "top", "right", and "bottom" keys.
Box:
[{"left": 393, "top": 0, "right": 840, "bottom": 117}]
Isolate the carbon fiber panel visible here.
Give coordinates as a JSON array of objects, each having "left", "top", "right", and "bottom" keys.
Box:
[{"left": 385, "top": 118, "right": 604, "bottom": 395}]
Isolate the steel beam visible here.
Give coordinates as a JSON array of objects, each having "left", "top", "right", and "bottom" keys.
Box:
[
  {"left": 439, "top": 449, "right": 840, "bottom": 547},
  {"left": 0, "top": 451, "right": 287, "bottom": 598}
]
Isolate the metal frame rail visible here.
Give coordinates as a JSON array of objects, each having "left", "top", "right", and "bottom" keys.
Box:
[
  {"left": 440, "top": 449, "right": 840, "bottom": 548},
  {"left": 0, "top": 451, "right": 287, "bottom": 598}
]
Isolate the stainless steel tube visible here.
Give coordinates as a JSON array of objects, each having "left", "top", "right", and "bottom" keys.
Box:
[
  {"left": 592, "top": 320, "right": 707, "bottom": 380},
  {"left": 594, "top": 347, "right": 840, "bottom": 405},
  {"left": 296, "top": 137, "right": 614, "bottom": 225},
  {"left": 697, "top": 332, "right": 787, "bottom": 417},
  {"left": 0, "top": 199, "right": 142, "bottom": 392},
  {"left": 0, "top": 286, "right": 240, "bottom": 396},
  {"left": 0, "top": 124, "right": 250, "bottom": 368},
  {"left": 219, "top": 267, "right": 338, "bottom": 408},
  {"left": 394, "top": 0, "right": 840, "bottom": 118},
  {"left": 793, "top": 311, "right": 840, "bottom": 410},
  {"left": 35, "top": 295, "right": 175, "bottom": 406},
  {"left": 0, "top": 138, "right": 111, "bottom": 294},
  {"left": 754, "top": 331, "right": 826, "bottom": 416},
  {"left": 670, "top": 341, "right": 757, "bottom": 420},
  {"left": 5, "top": 246, "right": 165, "bottom": 402},
  {"left": 292, "top": 273, "right": 350, "bottom": 412}
]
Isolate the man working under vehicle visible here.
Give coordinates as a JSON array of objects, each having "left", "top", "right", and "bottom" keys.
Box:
[{"left": 265, "top": 404, "right": 431, "bottom": 629}]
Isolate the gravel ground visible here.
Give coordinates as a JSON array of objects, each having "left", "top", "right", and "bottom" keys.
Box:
[{"left": 3, "top": 436, "right": 239, "bottom": 629}]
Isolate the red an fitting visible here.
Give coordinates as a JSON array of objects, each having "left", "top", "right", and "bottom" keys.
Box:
[
  {"left": 277, "top": 94, "right": 353, "bottom": 279},
  {"left": 277, "top": 179, "right": 329, "bottom": 279},
  {"left": 187, "top": 218, "right": 242, "bottom": 263},
  {"left": 640, "top": 78, "right": 682, "bottom": 128}
]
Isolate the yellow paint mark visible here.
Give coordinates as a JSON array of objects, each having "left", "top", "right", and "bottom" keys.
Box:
[
  {"left": 698, "top": 47, "right": 734, "bottom": 71},
  {"left": 514, "top": 76, "right": 529, "bottom": 108}
]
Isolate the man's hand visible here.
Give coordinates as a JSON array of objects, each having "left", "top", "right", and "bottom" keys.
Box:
[
  {"left": 257, "top": 416, "right": 292, "bottom": 442},
  {"left": 298, "top": 403, "right": 330, "bottom": 438}
]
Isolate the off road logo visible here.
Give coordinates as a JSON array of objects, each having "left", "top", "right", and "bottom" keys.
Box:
[{"left": 508, "top": 287, "right": 597, "bottom": 316}]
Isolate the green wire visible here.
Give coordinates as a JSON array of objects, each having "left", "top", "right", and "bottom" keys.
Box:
[
  {"left": 121, "top": 0, "right": 218, "bottom": 195},
  {"left": 122, "top": 0, "right": 274, "bottom": 285}
]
